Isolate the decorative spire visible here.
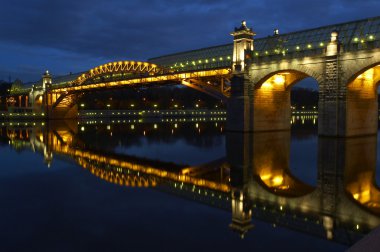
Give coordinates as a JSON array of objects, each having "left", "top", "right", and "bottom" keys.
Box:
[{"left": 234, "top": 20, "right": 254, "bottom": 33}]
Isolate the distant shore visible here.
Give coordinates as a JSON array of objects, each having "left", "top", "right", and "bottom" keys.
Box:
[{"left": 0, "top": 109, "right": 320, "bottom": 120}]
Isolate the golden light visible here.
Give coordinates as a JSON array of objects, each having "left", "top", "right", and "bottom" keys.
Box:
[
  {"left": 362, "top": 68, "right": 374, "bottom": 81},
  {"left": 273, "top": 75, "right": 285, "bottom": 85},
  {"left": 260, "top": 174, "right": 271, "bottom": 181},
  {"left": 261, "top": 82, "right": 272, "bottom": 89},
  {"left": 272, "top": 175, "right": 284, "bottom": 186}
]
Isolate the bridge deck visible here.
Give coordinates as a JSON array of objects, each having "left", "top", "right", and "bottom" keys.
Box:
[{"left": 52, "top": 68, "right": 230, "bottom": 93}]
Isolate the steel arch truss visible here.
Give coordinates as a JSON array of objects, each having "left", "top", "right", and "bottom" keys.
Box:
[{"left": 73, "top": 61, "right": 166, "bottom": 86}]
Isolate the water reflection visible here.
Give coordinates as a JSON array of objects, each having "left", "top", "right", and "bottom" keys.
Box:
[
  {"left": 228, "top": 131, "right": 380, "bottom": 244},
  {"left": 1, "top": 117, "right": 379, "bottom": 247}
]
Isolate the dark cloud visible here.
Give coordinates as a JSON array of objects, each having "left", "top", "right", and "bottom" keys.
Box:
[{"left": 0, "top": 0, "right": 380, "bottom": 81}]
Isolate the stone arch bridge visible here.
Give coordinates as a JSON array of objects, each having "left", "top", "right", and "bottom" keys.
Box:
[{"left": 5, "top": 16, "right": 380, "bottom": 137}]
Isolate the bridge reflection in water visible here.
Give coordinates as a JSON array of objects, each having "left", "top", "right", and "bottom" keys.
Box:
[{"left": 1, "top": 118, "right": 380, "bottom": 246}]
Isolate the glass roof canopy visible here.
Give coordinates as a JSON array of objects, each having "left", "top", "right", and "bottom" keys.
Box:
[
  {"left": 149, "top": 16, "right": 380, "bottom": 71},
  {"left": 149, "top": 44, "right": 233, "bottom": 71}
]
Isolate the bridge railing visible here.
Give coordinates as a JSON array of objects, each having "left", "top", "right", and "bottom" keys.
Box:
[
  {"left": 169, "top": 60, "right": 232, "bottom": 72},
  {"left": 342, "top": 40, "right": 380, "bottom": 53},
  {"left": 249, "top": 47, "right": 326, "bottom": 63},
  {"left": 249, "top": 39, "right": 380, "bottom": 63}
]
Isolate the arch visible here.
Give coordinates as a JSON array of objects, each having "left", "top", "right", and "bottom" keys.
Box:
[
  {"left": 255, "top": 173, "right": 315, "bottom": 198},
  {"left": 345, "top": 64, "right": 380, "bottom": 136},
  {"left": 72, "top": 61, "right": 166, "bottom": 86},
  {"left": 345, "top": 168, "right": 380, "bottom": 215},
  {"left": 343, "top": 135, "right": 380, "bottom": 215},
  {"left": 252, "top": 131, "right": 316, "bottom": 198},
  {"left": 346, "top": 63, "right": 380, "bottom": 87},
  {"left": 249, "top": 64, "right": 321, "bottom": 132},
  {"left": 343, "top": 50, "right": 380, "bottom": 85},
  {"left": 254, "top": 70, "right": 309, "bottom": 90},
  {"left": 345, "top": 185, "right": 380, "bottom": 215},
  {"left": 249, "top": 63, "right": 323, "bottom": 87}
]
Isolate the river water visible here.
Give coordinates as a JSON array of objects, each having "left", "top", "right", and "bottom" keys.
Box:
[{"left": 0, "top": 114, "right": 379, "bottom": 251}]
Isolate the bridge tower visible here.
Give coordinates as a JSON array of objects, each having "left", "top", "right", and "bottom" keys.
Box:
[
  {"left": 40, "top": 70, "right": 78, "bottom": 120},
  {"left": 227, "top": 21, "right": 255, "bottom": 132},
  {"left": 230, "top": 188, "right": 253, "bottom": 238},
  {"left": 231, "top": 20, "right": 255, "bottom": 72},
  {"left": 42, "top": 70, "right": 52, "bottom": 90},
  {"left": 28, "top": 70, "right": 53, "bottom": 114},
  {"left": 227, "top": 132, "right": 254, "bottom": 238}
]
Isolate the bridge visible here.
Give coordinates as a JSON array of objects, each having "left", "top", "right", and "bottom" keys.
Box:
[
  {"left": 1, "top": 121, "right": 380, "bottom": 244},
  {"left": 3, "top": 16, "right": 380, "bottom": 136}
]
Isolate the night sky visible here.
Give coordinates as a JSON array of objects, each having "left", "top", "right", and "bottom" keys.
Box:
[{"left": 1, "top": 0, "right": 380, "bottom": 82}]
